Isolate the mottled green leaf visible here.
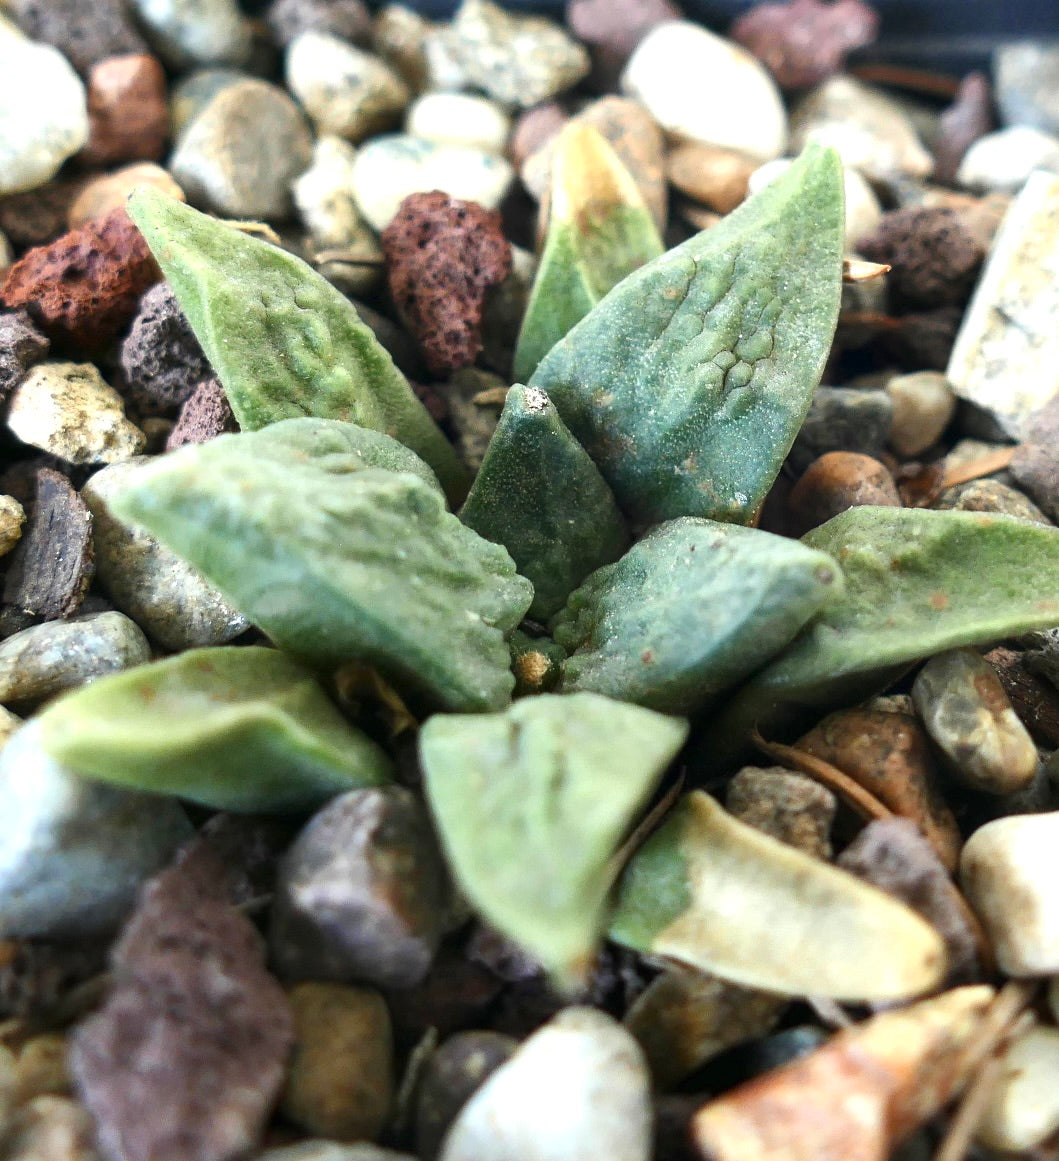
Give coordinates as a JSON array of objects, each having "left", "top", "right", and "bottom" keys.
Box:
[
  {"left": 126, "top": 187, "right": 469, "bottom": 503},
  {"left": 36, "top": 647, "right": 392, "bottom": 813},
  {"left": 705, "top": 507, "right": 1059, "bottom": 756},
  {"left": 459, "top": 384, "right": 629, "bottom": 621},
  {"left": 609, "top": 791, "right": 946, "bottom": 1001},
  {"left": 420, "top": 693, "right": 688, "bottom": 985},
  {"left": 513, "top": 123, "right": 664, "bottom": 384},
  {"left": 528, "top": 143, "right": 844, "bottom": 526},
  {"left": 552, "top": 518, "right": 841, "bottom": 715},
  {"left": 709, "top": 507, "right": 1059, "bottom": 756},
  {"left": 108, "top": 426, "right": 534, "bottom": 712}
]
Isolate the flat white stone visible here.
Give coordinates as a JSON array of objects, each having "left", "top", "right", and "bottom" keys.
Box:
[
  {"left": 947, "top": 170, "right": 1059, "bottom": 439},
  {"left": 351, "top": 133, "right": 513, "bottom": 232},
  {"left": 978, "top": 1025, "right": 1059, "bottom": 1151},
  {"left": 789, "top": 76, "right": 932, "bottom": 181},
  {"left": 0, "top": 34, "right": 88, "bottom": 195},
  {"left": 622, "top": 22, "right": 786, "bottom": 162},
  {"left": 440, "top": 1007, "right": 651, "bottom": 1161},
  {"left": 7, "top": 363, "right": 145, "bottom": 465},
  {"left": 957, "top": 126, "right": 1059, "bottom": 195},
  {"left": 960, "top": 811, "right": 1059, "bottom": 976},
  {"left": 406, "top": 92, "right": 510, "bottom": 154},
  {"left": 750, "top": 157, "right": 882, "bottom": 248}
]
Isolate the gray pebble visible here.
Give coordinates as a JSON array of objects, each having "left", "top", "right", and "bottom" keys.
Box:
[
  {"left": 0, "top": 612, "right": 150, "bottom": 710},
  {"left": 129, "top": 0, "right": 252, "bottom": 69},
  {"left": 839, "top": 818, "right": 981, "bottom": 985},
  {"left": 1010, "top": 396, "right": 1059, "bottom": 522},
  {"left": 787, "top": 386, "right": 892, "bottom": 475},
  {"left": 170, "top": 78, "right": 313, "bottom": 220},
  {"left": 912, "top": 648, "right": 1039, "bottom": 795},
  {"left": 995, "top": 42, "right": 1059, "bottom": 137},
  {"left": 268, "top": 0, "right": 371, "bottom": 48},
  {"left": 415, "top": 1032, "right": 518, "bottom": 1161},
  {"left": 0, "top": 310, "right": 49, "bottom": 402},
  {"left": 120, "top": 282, "right": 212, "bottom": 416},
  {"left": 726, "top": 765, "right": 836, "bottom": 859},
  {"left": 0, "top": 721, "right": 192, "bottom": 940},
  {"left": 82, "top": 459, "right": 250, "bottom": 652},
  {"left": 270, "top": 786, "right": 450, "bottom": 989},
  {"left": 169, "top": 67, "right": 249, "bottom": 139}
]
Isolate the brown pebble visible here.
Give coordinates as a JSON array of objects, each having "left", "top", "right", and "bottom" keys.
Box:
[
  {"left": 798, "top": 708, "right": 962, "bottom": 871},
  {"left": 725, "top": 766, "right": 836, "bottom": 859},
  {"left": 83, "top": 54, "right": 169, "bottom": 166},
  {"left": 933, "top": 72, "right": 996, "bottom": 185},
  {"left": 787, "top": 451, "right": 901, "bottom": 536},
  {"left": 857, "top": 206, "right": 982, "bottom": 312},
  {"left": 692, "top": 986, "right": 994, "bottom": 1161},
  {"left": 165, "top": 378, "right": 238, "bottom": 449},
  {"left": 566, "top": 0, "right": 683, "bottom": 91},
  {"left": 838, "top": 819, "right": 982, "bottom": 985},
  {"left": 730, "top": 0, "right": 879, "bottom": 90},
  {"left": 1, "top": 468, "right": 93, "bottom": 622},
  {"left": 67, "top": 164, "right": 185, "bottom": 231},
  {"left": 666, "top": 142, "right": 756, "bottom": 215},
  {"left": 70, "top": 850, "right": 294, "bottom": 1161},
  {"left": 0, "top": 208, "right": 159, "bottom": 354},
  {"left": 381, "top": 191, "right": 511, "bottom": 377},
  {"left": 0, "top": 180, "right": 87, "bottom": 249}
]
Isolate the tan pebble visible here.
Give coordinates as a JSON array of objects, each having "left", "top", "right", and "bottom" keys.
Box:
[
  {"left": 798, "top": 708, "right": 962, "bottom": 871},
  {"left": 885, "top": 371, "right": 956, "bottom": 458},
  {"left": 977, "top": 1024, "right": 1059, "bottom": 1152},
  {"left": 787, "top": 451, "right": 901, "bottom": 537},
  {"left": 15, "top": 1034, "right": 69, "bottom": 1104},
  {"left": 3, "top": 1095, "right": 100, "bottom": 1161},
  {"left": 0, "top": 494, "right": 25, "bottom": 557},
  {"left": 67, "top": 164, "right": 184, "bottom": 230},
  {"left": 692, "top": 986, "right": 995, "bottom": 1161},
  {"left": 725, "top": 766, "right": 836, "bottom": 858},
  {"left": 666, "top": 142, "right": 756, "bottom": 214},
  {"left": 281, "top": 982, "right": 393, "bottom": 1142}
]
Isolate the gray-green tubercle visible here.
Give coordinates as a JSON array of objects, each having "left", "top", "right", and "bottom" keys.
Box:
[
  {"left": 552, "top": 518, "right": 841, "bottom": 715},
  {"left": 528, "top": 143, "right": 844, "bottom": 526},
  {"left": 108, "top": 423, "right": 534, "bottom": 712},
  {"left": 459, "top": 384, "right": 629, "bottom": 622},
  {"left": 420, "top": 693, "right": 688, "bottom": 984},
  {"left": 126, "top": 187, "right": 469, "bottom": 503},
  {"left": 705, "top": 507, "right": 1059, "bottom": 754},
  {"left": 35, "top": 647, "right": 393, "bottom": 813},
  {"left": 513, "top": 123, "right": 664, "bottom": 384}
]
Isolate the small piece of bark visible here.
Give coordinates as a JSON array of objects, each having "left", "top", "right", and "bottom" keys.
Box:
[{"left": 1, "top": 468, "right": 93, "bottom": 620}]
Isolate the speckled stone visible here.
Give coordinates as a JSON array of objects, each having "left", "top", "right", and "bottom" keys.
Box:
[
  {"left": 406, "top": 92, "right": 510, "bottom": 154},
  {"left": 956, "top": 126, "right": 1059, "bottom": 195},
  {"left": 995, "top": 42, "right": 1059, "bottom": 137},
  {"left": 0, "top": 494, "right": 24, "bottom": 557},
  {"left": 129, "top": 0, "right": 252, "bottom": 69},
  {"left": 350, "top": 134, "right": 513, "bottom": 232},
  {"left": 170, "top": 78, "right": 313, "bottom": 220},
  {"left": 725, "top": 766, "right": 836, "bottom": 859},
  {"left": 622, "top": 21, "right": 786, "bottom": 161},
  {"left": 961, "top": 811, "right": 1059, "bottom": 976},
  {"left": 935, "top": 478, "right": 1050, "bottom": 523},
  {"left": 286, "top": 31, "right": 410, "bottom": 143},
  {"left": 947, "top": 171, "right": 1059, "bottom": 440},
  {"left": 6, "top": 363, "right": 145, "bottom": 465},
  {"left": 443, "top": 0, "right": 589, "bottom": 109},
  {"left": 0, "top": 612, "right": 151, "bottom": 709},
  {"left": 81, "top": 458, "right": 250, "bottom": 651},
  {"left": 790, "top": 76, "right": 933, "bottom": 180},
  {"left": 169, "top": 66, "right": 248, "bottom": 139},
  {"left": 0, "top": 720, "right": 192, "bottom": 940},
  {"left": 281, "top": 982, "right": 394, "bottom": 1142},
  {"left": 371, "top": 4, "right": 430, "bottom": 93},
  {"left": 0, "top": 27, "right": 88, "bottom": 196}
]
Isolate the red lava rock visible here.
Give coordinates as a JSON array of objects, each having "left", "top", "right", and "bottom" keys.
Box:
[
  {"left": 0, "top": 208, "right": 160, "bottom": 354},
  {"left": 70, "top": 849, "right": 294, "bottom": 1161},
  {"left": 787, "top": 451, "right": 901, "bottom": 536},
  {"left": 83, "top": 54, "right": 170, "bottom": 166},
  {"left": 934, "top": 72, "right": 996, "bottom": 186},
  {"left": 857, "top": 206, "right": 982, "bottom": 313},
  {"left": 381, "top": 191, "right": 511, "bottom": 377},
  {"left": 730, "top": 0, "right": 879, "bottom": 90},
  {"left": 566, "top": 0, "right": 684, "bottom": 91},
  {"left": 165, "top": 378, "right": 238, "bottom": 449},
  {"left": 8, "top": 0, "right": 148, "bottom": 75},
  {"left": 509, "top": 102, "right": 569, "bottom": 170}
]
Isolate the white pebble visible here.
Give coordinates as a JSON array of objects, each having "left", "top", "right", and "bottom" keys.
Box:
[
  {"left": 406, "top": 92, "right": 510, "bottom": 154},
  {"left": 977, "top": 1025, "right": 1059, "bottom": 1152},
  {"left": 441, "top": 1007, "right": 651, "bottom": 1161},
  {"left": 622, "top": 22, "right": 786, "bottom": 162},
  {"left": 956, "top": 126, "right": 1059, "bottom": 195},
  {"left": 6, "top": 363, "right": 145, "bottom": 465},
  {"left": 885, "top": 371, "right": 957, "bottom": 458},
  {"left": 960, "top": 811, "right": 1059, "bottom": 976}
]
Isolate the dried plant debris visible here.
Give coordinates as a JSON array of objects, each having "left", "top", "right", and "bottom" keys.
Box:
[{"left": 70, "top": 849, "right": 294, "bottom": 1161}]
